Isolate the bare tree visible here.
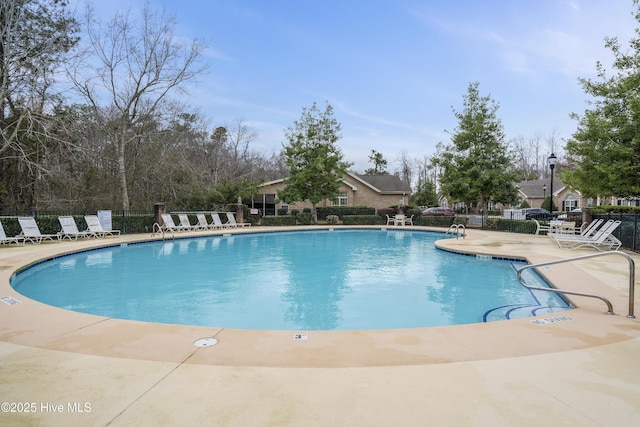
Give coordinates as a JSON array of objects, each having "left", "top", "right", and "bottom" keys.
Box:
[
  {"left": 395, "top": 150, "right": 413, "bottom": 185},
  {"left": 69, "top": 4, "right": 207, "bottom": 210},
  {"left": 0, "top": 0, "right": 79, "bottom": 209}
]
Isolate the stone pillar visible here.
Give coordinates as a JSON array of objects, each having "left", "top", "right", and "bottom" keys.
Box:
[
  {"left": 583, "top": 207, "right": 592, "bottom": 225},
  {"left": 154, "top": 203, "right": 166, "bottom": 226},
  {"left": 236, "top": 197, "right": 244, "bottom": 224}
]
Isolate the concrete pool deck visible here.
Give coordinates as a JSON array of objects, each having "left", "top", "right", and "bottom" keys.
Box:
[{"left": 0, "top": 226, "right": 638, "bottom": 426}]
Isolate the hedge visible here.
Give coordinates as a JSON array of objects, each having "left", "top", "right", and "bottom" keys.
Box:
[
  {"left": 261, "top": 215, "right": 297, "bottom": 226},
  {"left": 342, "top": 215, "right": 382, "bottom": 225},
  {"left": 316, "top": 206, "right": 375, "bottom": 220}
]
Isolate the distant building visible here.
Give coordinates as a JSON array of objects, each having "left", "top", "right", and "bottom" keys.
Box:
[
  {"left": 517, "top": 178, "right": 584, "bottom": 211},
  {"left": 254, "top": 173, "right": 412, "bottom": 215}
]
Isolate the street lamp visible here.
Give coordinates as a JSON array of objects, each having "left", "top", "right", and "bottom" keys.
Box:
[{"left": 547, "top": 153, "right": 557, "bottom": 212}]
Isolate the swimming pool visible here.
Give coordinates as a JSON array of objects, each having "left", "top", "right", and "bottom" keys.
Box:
[{"left": 11, "top": 229, "right": 571, "bottom": 330}]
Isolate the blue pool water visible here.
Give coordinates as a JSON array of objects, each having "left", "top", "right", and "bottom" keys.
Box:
[{"left": 11, "top": 229, "right": 571, "bottom": 330}]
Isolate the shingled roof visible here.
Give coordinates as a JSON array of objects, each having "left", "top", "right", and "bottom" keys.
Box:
[
  {"left": 517, "top": 178, "right": 565, "bottom": 198},
  {"left": 352, "top": 173, "right": 412, "bottom": 194}
]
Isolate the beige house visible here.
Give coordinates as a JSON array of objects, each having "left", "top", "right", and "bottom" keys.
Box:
[
  {"left": 254, "top": 173, "right": 412, "bottom": 215},
  {"left": 517, "top": 179, "right": 587, "bottom": 211}
]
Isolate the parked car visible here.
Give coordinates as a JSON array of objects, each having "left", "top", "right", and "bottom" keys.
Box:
[
  {"left": 422, "top": 207, "right": 455, "bottom": 216},
  {"left": 523, "top": 208, "right": 553, "bottom": 220},
  {"left": 557, "top": 208, "right": 582, "bottom": 220}
]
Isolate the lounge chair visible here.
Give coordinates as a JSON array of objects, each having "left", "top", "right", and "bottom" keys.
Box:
[
  {"left": 225, "top": 212, "right": 250, "bottom": 227},
  {"left": 18, "top": 217, "right": 60, "bottom": 244},
  {"left": 84, "top": 215, "right": 121, "bottom": 238},
  {"left": 211, "top": 212, "right": 231, "bottom": 229},
  {"left": 550, "top": 220, "right": 622, "bottom": 251},
  {"left": 58, "top": 216, "right": 95, "bottom": 240},
  {"left": 0, "top": 220, "right": 23, "bottom": 245},
  {"left": 196, "top": 213, "right": 216, "bottom": 230},
  {"left": 160, "top": 214, "right": 190, "bottom": 233},
  {"left": 178, "top": 214, "right": 197, "bottom": 231},
  {"left": 576, "top": 219, "right": 604, "bottom": 238}
]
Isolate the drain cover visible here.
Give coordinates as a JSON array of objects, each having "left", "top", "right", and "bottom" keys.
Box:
[{"left": 193, "top": 337, "right": 218, "bottom": 347}]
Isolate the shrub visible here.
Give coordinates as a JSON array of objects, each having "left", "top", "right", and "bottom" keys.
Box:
[
  {"left": 296, "top": 211, "right": 314, "bottom": 225},
  {"left": 415, "top": 216, "right": 466, "bottom": 227},
  {"left": 326, "top": 214, "right": 339, "bottom": 225},
  {"left": 261, "top": 215, "right": 297, "bottom": 226},
  {"left": 342, "top": 215, "right": 381, "bottom": 225},
  {"left": 316, "top": 206, "right": 375, "bottom": 219}
]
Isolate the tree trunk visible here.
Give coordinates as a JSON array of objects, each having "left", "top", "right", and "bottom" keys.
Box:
[{"left": 117, "top": 134, "right": 130, "bottom": 211}]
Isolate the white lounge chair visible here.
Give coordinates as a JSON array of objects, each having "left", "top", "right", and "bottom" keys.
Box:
[
  {"left": 225, "top": 212, "right": 250, "bottom": 227},
  {"left": 211, "top": 212, "right": 231, "bottom": 229},
  {"left": 577, "top": 219, "right": 604, "bottom": 238},
  {"left": 178, "top": 214, "right": 196, "bottom": 231},
  {"left": 18, "top": 217, "right": 60, "bottom": 244},
  {"left": 160, "top": 214, "right": 190, "bottom": 233},
  {"left": 84, "top": 215, "right": 121, "bottom": 238},
  {"left": 551, "top": 220, "right": 622, "bottom": 251},
  {"left": 58, "top": 216, "right": 95, "bottom": 240},
  {"left": 0, "top": 220, "right": 23, "bottom": 245},
  {"left": 196, "top": 213, "right": 216, "bottom": 230}
]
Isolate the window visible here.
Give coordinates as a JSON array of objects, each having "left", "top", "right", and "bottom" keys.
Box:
[
  {"left": 563, "top": 194, "right": 577, "bottom": 211},
  {"left": 332, "top": 192, "right": 348, "bottom": 206}
]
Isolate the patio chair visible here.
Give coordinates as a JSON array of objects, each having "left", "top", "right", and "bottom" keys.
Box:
[
  {"left": 404, "top": 215, "right": 414, "bottom": 226},
  {"left": 211, "top": 212, "right": 231, "bottom": 229},
  {"left": 0, "top": 220, "right": 23, "bottom": 246},
  {"left": 385, "top": 215, "right": 394, "bottom": 226},
  {"left": 58, "top": 216, "right": 95, "bottom": 240},
  {"left": 178, "top": 214, "right": 197, "bottom": 231},
  {"left": 18, "top": 217, "right": 60, "bottom": 244},
  {"left": 84, "top": 215, "right": 121, "bottom": 238},
  {"left": 225, "top": 211, "right": 250, "bottom": 227},
  {"left": 533, "top": 219, "right": 550, "bottom": 236},
  {"left": 160, "top": 214, "right": 190, "bottom": 233},
  {"left": 548, "top": 221, "right": 577, "bottom": 236},
  {"left": 550, "top": 220, "right": 622, "bottom": 251}
]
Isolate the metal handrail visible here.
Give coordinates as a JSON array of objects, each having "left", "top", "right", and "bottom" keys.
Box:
[
  {"left": 516, "top": 251, "right": 636, "bottom": 318},
  {"left": 446, "top": 224, "right": 466, "bottom": 239}
]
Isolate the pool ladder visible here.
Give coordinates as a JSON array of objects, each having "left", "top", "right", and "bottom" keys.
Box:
[
  {"left": 152, "top": 222, "right": 174, "bottom": 240},
  {"left": 446, "top": 224, "right": 466, "bottom": 239},
  {"left": 516, "top": 251, "right": 636, "bottom": 318}
]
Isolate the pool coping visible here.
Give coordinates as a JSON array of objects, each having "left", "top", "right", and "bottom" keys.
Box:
[{"left": 1, "top": 225, "right": 638, "bottom": 368}]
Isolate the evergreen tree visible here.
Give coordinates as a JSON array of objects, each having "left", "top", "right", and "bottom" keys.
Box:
[
  {"left": 411, "top": 179, "right": 439, "bottom": 207},
  {"left": 279, "top": 102, "right": 350, "bottom": 221},
  {"left": 437, "top": 82, "right": 519, "bottom": 211},
  {"left": 562, "top": 0, "right": 640, "bottom": 199},
  {"left": 364, "top": 149, "right": 388, "bottom": 175}
]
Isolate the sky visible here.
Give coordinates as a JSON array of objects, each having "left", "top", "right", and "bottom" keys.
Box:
[{"left": 70, "top": 0, "right": 638, "bottom": 173}]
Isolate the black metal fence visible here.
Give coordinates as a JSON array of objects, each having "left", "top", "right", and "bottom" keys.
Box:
[
  {"left": 0, "top": 210, "right": 156, "bottom": 236},
  {"left": 2, "top": 209, "right": 639, "bottom": 253},
  {"left": 593, "top": 213, "right": 640, "bottom": 252}
]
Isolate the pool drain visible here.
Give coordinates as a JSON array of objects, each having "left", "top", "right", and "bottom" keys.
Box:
[{"left": 193, "top": 337, "right": 218, "bottom": 347}]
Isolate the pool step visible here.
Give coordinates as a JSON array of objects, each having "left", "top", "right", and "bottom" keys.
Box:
[{"left": 483, "top": 304, "right": 570, "bottom": 322}]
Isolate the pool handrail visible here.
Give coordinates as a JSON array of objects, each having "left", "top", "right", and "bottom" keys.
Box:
[{"left": 516, "top": 250, "right": 636, "bottom": 318}]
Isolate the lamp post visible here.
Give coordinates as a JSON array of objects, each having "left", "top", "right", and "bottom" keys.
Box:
[
  {"left": 543, "top": 184, "right": 547, "bottom": 206},
  {"left": 547, "top": 153, "right": 557, "bottom": 213}
]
